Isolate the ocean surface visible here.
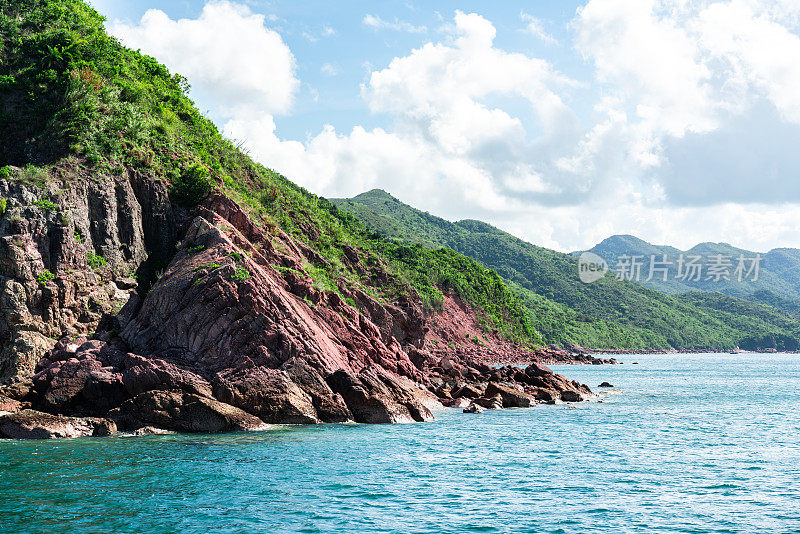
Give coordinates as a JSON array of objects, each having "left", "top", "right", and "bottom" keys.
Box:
[{"left": 2, "top": 353, "right": 800, "bottom": 534}]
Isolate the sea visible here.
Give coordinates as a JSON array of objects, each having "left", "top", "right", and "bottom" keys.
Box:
[{"left": 2, "top": 353, "right": 799, "bottom": 533}]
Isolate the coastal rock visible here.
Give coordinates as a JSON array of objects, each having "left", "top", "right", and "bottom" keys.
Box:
[
  {"left": 484, "top": 382, "right": 532, "bottom": 408},
  {"left": 0, "top": 173, "right": 178, "bottom": 384},
  {"left": 10, "top": 190, "right": 590, "bottom": 436},
  {"left": 282, "top": 358, "right": 352, "bottom": 423},
  {"left": 560, "top": 391, "right": 584, "bottom": 403},
  {"left": 326, "top": 368, "right": 433, "bottom": 424},
  {"left": 452, "top": 383, "right": 484, "bottom": 399},
  {"left": 531, "top": 388, "right": 557, "bottom": 404},
  {"left": 213, "top": 367, "right": 319, "bottom": 424},
  {"left": 32, "top": 354, "right": 127, "bottom": 414},
  {"left": 132, "top": 426, "right": 175, "bottom": 436},
  {"left": 122, "top": 354, "right": 213, "bottom": 398},
  {"left": 599, "top": 382, "right": 614, "bottom": 388},
  {"left": 444, "top": 397, "right": 470, "bottom": 409},
  {"left": 0, "top": 409, "right": 116, "bottom": 439},
  {"left": 524, "top": 362, "right": 554, "bottom": 377},
  {"left": 473, "top": 395, "right": 504, "bottom": 410},
  {"left": 0, "top": 394, "right": 24, "bottom": 413},
  {"left": 463, "top": 403, "right": 485, "bottom": 414},
  {"left": 117, "top": 390, "right": 265, "bottom": 433}
]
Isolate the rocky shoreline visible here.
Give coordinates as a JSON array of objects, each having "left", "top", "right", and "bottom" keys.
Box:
[{"left": 0, "top": 188, "right": 594, "bottom": 439}]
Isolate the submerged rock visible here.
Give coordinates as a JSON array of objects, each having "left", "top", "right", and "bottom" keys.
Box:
[{"left": 132, "top": 426, "right": 175, "bottom": 436}]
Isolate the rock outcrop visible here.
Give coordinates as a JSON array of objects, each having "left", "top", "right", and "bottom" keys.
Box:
[
  {"left": 0, "top": 183, "right": 592, "bottom": 438},
  {"left": 0, "top": 409, "right": 115, "bottom": 439},
  {"left": 0, "top": 170, "right": 179, "bottom": 385}
]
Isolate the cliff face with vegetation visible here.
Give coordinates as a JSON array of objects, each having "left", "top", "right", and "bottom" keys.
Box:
[
  {"left": 0, "top": 0, "right": 594, "bottom": 438},
  {"left": 333, "top": 189, "right": 800, "bottom": 351}
]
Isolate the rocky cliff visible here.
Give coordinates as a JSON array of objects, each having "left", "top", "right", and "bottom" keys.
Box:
[
  {"left": 0, "top": 171, "right": 591, "bottom": 438},
  {"left": 0, "top": 0, "right": 592, "bottom": 439}
]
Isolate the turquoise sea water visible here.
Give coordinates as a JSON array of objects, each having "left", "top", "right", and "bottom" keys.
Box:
[{"left": 2, "top": 353, "right": 800, "bottom": 534}]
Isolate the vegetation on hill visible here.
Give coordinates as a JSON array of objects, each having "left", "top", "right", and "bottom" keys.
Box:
[
  {"left": 584, "top": 235, "right": 800, "bottom": 302},
  {"left": 333, "top": 190, "right": 800, "bottom": 351},
  {"left": 0, "top": 0, "right": 539, "bottom": 345}
]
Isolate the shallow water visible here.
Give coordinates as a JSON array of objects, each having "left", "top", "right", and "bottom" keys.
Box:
[{"left": 2, "top": 353, "right": 800, "bottom": 533}]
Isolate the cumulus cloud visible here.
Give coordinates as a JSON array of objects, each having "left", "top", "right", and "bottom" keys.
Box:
[
  {"left": 575, "top": 0, "right": 800, "bottom": 194},
  {"left": 109, "top": 1, "right": 800, "bottom": 252},
  {"left": 226, "top": 10, "right": 601, "bottom": 220},
  {"left": 110, "top": 1, "right": 298, "bottom": 118}
]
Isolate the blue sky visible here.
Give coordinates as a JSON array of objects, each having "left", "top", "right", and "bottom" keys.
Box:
[{"left": 91, "top": 0, "right": 800, "bottom": 252}]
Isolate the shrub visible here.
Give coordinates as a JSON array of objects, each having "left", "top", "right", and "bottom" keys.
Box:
[
  {"left": 0, "top": 166, "right": 11, "bottom": 179},
  {"left": 33, "top": 199, "right": 58, "bottom": 211},
  {"left": 230, "top": 268, "right": 251, "bottom": 282},
  {"left": 193, "top": 263, "right": 222, "bottom": 272},
  {"left": 86, "top": 251, "right": 107, "bottom": 269},
  {"left": 37, "top": 269, "right": 55, "bottom": 285},
  {"left": 0, "top": 198, "right": 6, "bottom": 216},
  {"left": 170, "top": 163, "right": 214, "bottom": 206}
]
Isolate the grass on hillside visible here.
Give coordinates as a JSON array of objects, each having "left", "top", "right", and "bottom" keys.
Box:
[{"left": 0, "top": 0, "right": 541, "bottom": 346}]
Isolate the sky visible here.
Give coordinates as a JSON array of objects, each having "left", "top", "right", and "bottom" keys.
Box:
[{"left": 89, "top": 0, "right": 800, "bottom": 253}]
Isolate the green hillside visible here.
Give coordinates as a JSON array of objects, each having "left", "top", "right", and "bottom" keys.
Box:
[
  {"left": 0, "top": 0, "right": 540, "bottom": 346},
  {"left": 333, "top": 189, "right": 800, "bottom": 351}
]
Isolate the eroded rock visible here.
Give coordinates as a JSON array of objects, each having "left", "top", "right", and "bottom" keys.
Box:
[{"left": 0, "top": 409, "right": 116, "bottom": 439}]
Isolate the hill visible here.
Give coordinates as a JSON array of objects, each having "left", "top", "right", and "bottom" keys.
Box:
[
  {"left": 0, "top": 0, "right": 597, "bottom": 436},
  {"left": 332, "top": 189, "right": 800, "bottom": 351},
  {"left": 584, "top": 235, "right": 800, "bottom": 301}
]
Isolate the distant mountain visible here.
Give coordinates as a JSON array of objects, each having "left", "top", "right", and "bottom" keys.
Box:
[
  {"left": 583, "top": 235, "right": 800, "bottom": 301},
  {"left": 332, "top": 190, "right": 800, "bottom": 351}
]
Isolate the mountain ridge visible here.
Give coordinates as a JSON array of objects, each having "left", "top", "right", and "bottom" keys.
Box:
[{"left": 333, "top": 189, "right": 800, "bottom": 352}]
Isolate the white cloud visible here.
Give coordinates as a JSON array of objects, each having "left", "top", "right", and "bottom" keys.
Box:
[
  {"left": 110, "top": 1, "right": 298, "bottom": 118},
  {"left": 521, "top": 12, "right": 558, "bottom": 45},
  {"left": 109, "top": 2, "right": 800, "bottom": 252},
  {"left": 320, "top": 62, "right": 340, "bottom": 76},
  {"left": 362, "top": 14, "right": 427, "bottom": 33},
  {"left": 227, "top": 11, "right": 585, "bottom": 220}
]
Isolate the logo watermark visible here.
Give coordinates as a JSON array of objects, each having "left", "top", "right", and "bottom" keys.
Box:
[
  {"left": 578, "top": 253, "right": 762, "bottom": 284},
  {"left": 578, "top": 252, "right": 609, "bottom": 283}
]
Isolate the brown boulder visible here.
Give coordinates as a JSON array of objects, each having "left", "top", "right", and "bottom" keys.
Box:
[
  {"left": 452, "top": 383, "right": 484, "bottom": 399},
  {"left": 524, "top": 362, "right": 554, "bottom": 377},
  {"left": 560, "top": 390, "right": 584, "bottom": 403},
  {"left": 326, "top": 368, "right": 432, "bottom": 424},
  {"left": 213, "top": 367, "right": 319, "bottom": 424},
  {"left": 118, "top": 390, "right": 264, "bottom": 433},
  {"left": 484, "top": 382, "right": 533, "bottom": 408},
  {"left": 122, "top": 354, "right": 213, "bottom": 398},
  {"left": 0, "top": 409, "right": 116, "bottom": 439},
  {"left": 463, "top": 403, "right": 485, "bottom": 414},
  {"left": 473, "top": 395, "right": 503, "bottom": 410},
  {"left": 32, "top": 357, "right": 126, "bottom": 414},
  {"left": 282, "top": 358, "right": 351, "bottom": 423}
]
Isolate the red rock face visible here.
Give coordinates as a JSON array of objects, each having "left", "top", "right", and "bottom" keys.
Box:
[{"left": 4, "top": 192, "right": 592, "bottom": 436}]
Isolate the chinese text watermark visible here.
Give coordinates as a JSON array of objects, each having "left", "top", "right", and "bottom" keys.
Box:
[{"left": 578, "top": 253, "right": 762, "bottom": 284}]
